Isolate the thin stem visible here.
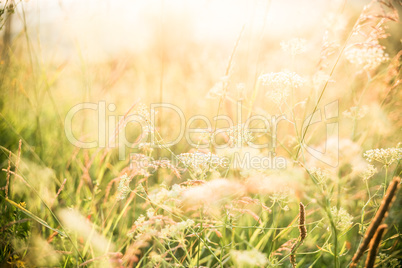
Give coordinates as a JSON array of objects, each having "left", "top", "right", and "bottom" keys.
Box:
[{"left": 384, "top": 165, "right": 389, "bottom": 197}]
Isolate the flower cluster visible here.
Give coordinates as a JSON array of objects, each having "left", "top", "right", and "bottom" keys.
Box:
[
  {"left": 364, "top": 147, "right": 402, "bottom": 165},
  {"left": 230, "top": 248, "right": 268, "bottom": 267},
  {"left": 312, "top": 71, "right": 332, "bottom": 91},
  {"left": 160, "top": 219, "right": 195, "bottom": 240},
  {"left": 260, "top": 71, "right": 305, "bottom": 104},
  {"left": 269, "top": 188, "right": 291, "bottom": 209},
  {"left": 182, "top": 178, "right": 245, "bottom": 208},
  {"left": 129, "top": 154, "right": 182, "bottom": 178},
  {"left": 343, "top": 106, "right": 369, "bottom": 120},
  {"left": 134, "top": 103, "right": 156, "bottom": 136},
  {"left": 206, "top": 76, "right": 229, "bottom": 99},
  {"left": 331, "top": 206, "right": 353, "bottom": 232},
  {"left": 345, "top": 43, "right": 389, "bottom": 71},
  {"left": 130, "top": 154, "right": 154, "bottom": 176},
  {"left": 116, "top": 174, "right": 132, "bottom": 200},
  {"left": 149, "top": 184, "right": 185, "bottom": 205},
  {"left": 309, "top": 167, "right": 331, "bottom": 185},
  {"left": 138, "top": 142, "right": 154, "bottom": 153},
  {"left": 280, "top": 38, "right": 307, "bottom": 56},
  {"left": 128, "top": 212, "right": 194, "bottom": 243},
  {"left": 360, "top": 164, "right": 377, "bottom": 181},
  {"left": 177, "top": 152, "right": 224, "bottom": 175},
  {"left": 226, "top": 124, "right": 253, "bottom": 147},
  {"left": 135, "top": 103, "right": 151, "bottom": 122}
]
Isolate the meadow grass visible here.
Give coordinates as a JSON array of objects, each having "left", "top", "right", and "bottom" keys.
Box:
[{"left": 0, "top": 0, "right": 402, "bottom": 267}]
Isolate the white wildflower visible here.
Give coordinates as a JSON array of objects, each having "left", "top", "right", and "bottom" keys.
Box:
[
  {"left": 309, "top": 167, "right": 331, "bottom": 185},
  {"left": 131, "top": 153, "right": 157, "bottom": 169},
  {"left": 182, "top": 178, "right": 245, "bottom": 207},
  {"left": 312, "top": 71, "right": 332, "bottom": 91},
  {"left": 343, "top": 106, "right": 369, "bottom": 120},
  {"left": 280, "top": 38, "right": 307, "bottom": 56},
  {"left": 149, "top": 252, "right": 163, "bottom": 264},
  {"left": 260, "top": 71, "right": 305, "bottom": 104},
  {"left": 230, "top": 248, "right": 268, "bottom": 267},
  {"left": 364, "top": 147, "right": 402, "bottom": 165},
  {"left": 169, "top": 184, "right": 185, "bottom": 199},
  {"left": 360, "top": 164, "right": 377, "bottom": 181},
  {"left": 206, "top": 76, "right": 229, "bottom": 99},
  {"left": 226, "top": 124, "right": 253, "bottom": 147},
  {"left": 116, "top": 174, "right": 132, "bottom": 201},
  {"left": 206, "top": 82, "right": 225, "bottom": 99},
  {"left": 331, "top": 207, "right": 353, "bottom": 232},
  {"left": 146, "top": 208, "right": 155, "bottom": 218},
  {"left": 269, "top": 188, "right": 290, "bottom": 205},
  {"left": 236, "top": 82, "right": 246, "bottom": 91},
  {"left": 138, "top": 142, "right": 154, "bottom": 153},
  {"left": 135, "top": 103, "right": 151, "bottom": 122},
  {"left": 149, "top": 184, "right": 185, "bottom": 205},
  {"left": 160, "top": 219, "right": 194, "bottom": 240},
  {"left": 345, "top": 43, "right": 389, "bottom": 71},
  {"left": 177, "top": 152, "right": 224, "bottom": 175}
]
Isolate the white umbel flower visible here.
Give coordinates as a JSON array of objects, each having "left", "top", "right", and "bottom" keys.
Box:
[
  {"left": 260, "top": 71, "right": 305, "bottom": 104},
  {"left": 230, "top": 248, "right": 268, "bottom": 267},
  {"left": 280, "top": 38, "right": 307, "bottom": 55},
  {"left": 343, "top": 106, "right": 369, "bottom": 120},
  {"left": 331, "top": 207, "right": 353, "bottom": 232},
  {"left": 116, "top": 173, "right": 132, "bottom": 201},
  {"left": 345, "top": 43, "right": 389, "bottom": 71},
  {"left": 226, "top": 123, "right": 253, "bottom": 147},
  {"left": 360, "top": 164, "right": 377, "bottom": 181},
  {"left": 177, "top": 152, "right": 223, "bottom": 175},
  {"left": 364, "top": 147, "right": 402, "bottom": 165}
]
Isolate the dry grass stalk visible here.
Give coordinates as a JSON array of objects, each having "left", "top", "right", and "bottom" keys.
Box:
[
  {"left": 290, "top": 202, "right": 307, "bottom": 268},
  {"left": 1, "top": 169, "right": 30, "bottom": 188},
  {"left": 350, "top": 177, "right": 400, "bottom": 267},
  {"left": 50, "top": 178, "right": 67, "bottom": 208},
  {"left": 2, "top": 140, "right": 22, "bottom": 199},
  {"left": 364, "top": 224, "right": 387, "bottom": 268},
  {"left": 272, "top": 239, "right": 297, "bottom": 256},
  {"left": 104, "top": 177, "right": 120, "bottom": 204},
  {"left": 15, "top": 139, "right": 22, "bottom": 173}
]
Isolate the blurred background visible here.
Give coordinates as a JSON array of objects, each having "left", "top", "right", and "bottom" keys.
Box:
[{"left": 0, "top": 0, "right": 401, "bottom": 172}]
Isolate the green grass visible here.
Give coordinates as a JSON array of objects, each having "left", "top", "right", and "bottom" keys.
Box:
[{"left": 0, "top": 0, "right": 402, "bottom": 267}]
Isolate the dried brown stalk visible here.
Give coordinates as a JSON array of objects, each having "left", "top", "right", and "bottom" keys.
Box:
[
  {"left": 50, "top": 178, "right": 67, "bottom": 208},
  {"left": 290, "top": 202, "right": 307, "bottom": 268},
  {"left": 365, "top": 224, "right": 387, "bottom": 268},
  {"left": 2, "top": 140, "right": 22, "bottom": 199},
  {"left": 15, "top": 139, "right": 22, "bottom": 172},
  {"left": 350, "top": 177, "right": 400, "bottom": 267}
]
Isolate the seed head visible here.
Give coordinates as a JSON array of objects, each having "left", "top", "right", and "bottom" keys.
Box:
[{"left": 116, "top": 174, "right": 132, "bottom": 201}]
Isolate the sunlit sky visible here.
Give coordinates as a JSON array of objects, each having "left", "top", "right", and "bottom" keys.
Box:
[{"left": 12, "top": 0, "right": 366, "bottom": 61}]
